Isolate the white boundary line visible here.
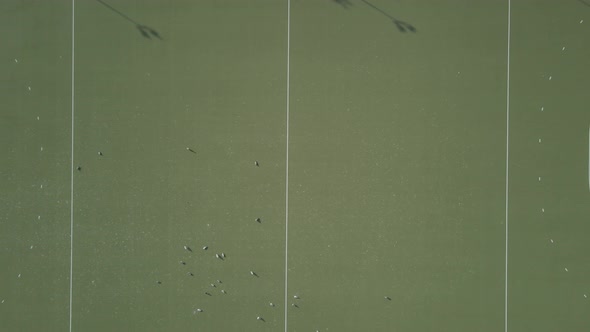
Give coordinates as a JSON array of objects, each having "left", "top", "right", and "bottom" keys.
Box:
[
  {"left": 69, "top": 0, "right": 75, "bottom": 331},
  {"left": 504, "top": 1, "right": 511, "bottom": 332},
  {"left": 588, "top": 126, "right": 589, "bottom": 192},
  {"left": 284, "top": 0, "right": 291, "bottom": 331}
]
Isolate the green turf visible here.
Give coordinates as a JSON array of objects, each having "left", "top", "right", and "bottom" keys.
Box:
[{"left": 2, "top": 0, "right": 590, "bottom": 331}]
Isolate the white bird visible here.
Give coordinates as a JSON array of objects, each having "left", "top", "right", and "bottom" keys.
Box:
[
  {"left": 202, "top": 246, "right": 208, "bottom": 250},
  {"left": 256, "top": 316, "right": 262, "bottom": 320},
  {"left": 211, "top": 283, "right": 216, "bottom": 288},
  {"left": 293, "top": 295, "right": 300, "bottom": 299},
  {"left": 255, "top": 161, "right": 259, "bottom": 166},
  {"left": 250, "top": 271, "right": 256, "bottom": 276},
  {"left": 216, "top": 253, "right": 221, "bottom": 259},
  {"left": 221, "top": 253, "right": 226, "bottom": 258},
  {"left": 269, "top": 302, "right": 275, "bottom": 307},
  {"left": 221, "top": 289, "right": 226, "bottom": 294}
]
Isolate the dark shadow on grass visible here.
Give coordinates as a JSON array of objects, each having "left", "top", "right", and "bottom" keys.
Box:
[
  {"left": 361, "top": 0, "right": 416, "bottom": 33},
  {"left": 332, "top": 0, "right": 353, "bottom": 8},
  {"left": 96, "top": 0, "right": 163, "bottom": 40},
  {"left": 579, "top": 0, "right": 590, "bottom": 7}
]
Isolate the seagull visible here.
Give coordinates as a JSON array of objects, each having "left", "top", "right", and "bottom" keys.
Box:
[
  {"left": 180, "top": 261, "right": 186, "bottom": 265},
  {"left": 221, "top": 289, "right": 227, "bottom": 294},
  {"left": 221, "top": 253, "right": 226, "bottom": 258},
  {"left": 202, "top": 246, "right": 208, "bottom": 250},
  {"left": 293, "top": 295, "right": 300, "bottom": 299},
  {"left": 269, "top": 302, "right": 275, "bottom": 307},
  {"left": 255, "top": 161, "right": 259, "bottom": 167},
  {"left": 250, "top": 271, "right": 258, "bottom": 277},
  {"left": 255, "top": 218, "right": 261, "bottom": 223},
  {"left": 184, "top": 245, "right": 192, "bottom": 252}
]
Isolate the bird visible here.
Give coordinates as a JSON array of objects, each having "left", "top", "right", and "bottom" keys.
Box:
[
  {"left": 269, "top": 302, "right": 275, "bottom": 307},
  {"left": 215, "top": 253, "right": 222, "bottom": 260},
  {"left": 254, "top": 161, "right": 259, "bottom": 167},
  {"left": 184, "top": 245, "right": 192, "bottom": 252},
  {"left": 250, "top": 271, "right": 258, "bottom": 277},
  {"left": 293, "top": 295, "right": 300, "bottom": 299},
  {"left": 292, "top": 303, "right": 299, "bottom": 308},
  {"left": 221, "top": 289, "right": 226, "bottom": 294},
  {"left": 202, "top": 246, "right": 208, "bottom": 250},
  {"left": 255, "top": 218, "right": 261, "bottom": 223},
  {"left": 384, "top": 296, "right": 392, "bottom": 301},
  {"left": 76, "top": 166, "right": 82, "bottom": 171},
  {"left": 98, "top": 151, "right": 103, "bottom": 156},
  {"left": 156, "top": 281, "right": 162, "bottom": 284},
  {"left": 180, "top": 261, "right": 186, "bottom": 265},
  {"left": 186, "top": 147, "right": 196, "bottom": 153},
  {"left": 210, "top": 283, "right": 216, "bottom": 288},
  {"left": 221, "top": 253, "right": 226, "bottom": 258},
  {"left": 217, "top": 279, "right": 222, "bottom": 284},
  {"left": 187, "top": 272, "right": 194, "bottom": 277}
]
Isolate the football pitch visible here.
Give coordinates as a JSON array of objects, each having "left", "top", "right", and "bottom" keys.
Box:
[{"left": 1, "top": 0, "right": 590, "bottom": 331}]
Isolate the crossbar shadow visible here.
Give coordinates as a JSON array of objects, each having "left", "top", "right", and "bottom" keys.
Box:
[
  {"left": 96, "top": 0, "right": 163, "bottom": 40},
  {"left": 361, "top": 0, "right": 416, "bottom": 33}
]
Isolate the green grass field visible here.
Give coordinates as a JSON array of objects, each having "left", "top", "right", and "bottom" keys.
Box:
[{"left": 1, "top": 0, "right": 590, "bottom": 331}]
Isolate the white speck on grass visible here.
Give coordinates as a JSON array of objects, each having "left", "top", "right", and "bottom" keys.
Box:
[
  {"left": 30, "top": 245, "right": 34, "bottom": 249},
  {"left": 40, "top": 147, "right": 43, "bottom": 151},
  {"left": 584, "top": 294, "right": 588, "bottom": 298},
  {"left": 538, "top": 177, "right": 542, "bottom": 181},
  {"left": 550, "top": 239, "right": 554, "bottom": 243},
  {"left": 562, "top": 47, "right": 566, "bottom": 51},
  {"left": 40, "top": 184, "right": 43, "bottom": 189},
  {"left": 581, "top": 19, "right": 584, "bottom": 23},
  {"left": 565, "top": 267, "right": 569, "bottom": 272},
  {"left": 541, "top": 106, "right": 544, "bottom": 111},
  {"left": 17, "top": 274, "right": 21, "bottom": 278},
  {"left": 1, "top": 299, "right": 4, "bottom": 303},
  {"left": 541, "top": 208, "right": 545, "bottom": 213},
  {"left": 14, "top": 59, "right": 18, "bottom": 63},
  {"left": 28, "top": 86, "right": 31, "bottom": 91},
  {"left": 36, "top": 116, "right": 39, "bottom": 120},
  {"left": 539, "top": 138, "right": 542, "bottom": 143},
  {"left": 548, "top": 76, "right": 552, "bottom": 80},
  {"left": 38, "top": 215, "right": 41, "bottom": 220}
]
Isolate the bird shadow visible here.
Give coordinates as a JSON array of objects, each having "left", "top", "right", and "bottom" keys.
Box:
[{"left": 96, "top": 0, "right": 163, "bottom": 40}]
